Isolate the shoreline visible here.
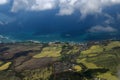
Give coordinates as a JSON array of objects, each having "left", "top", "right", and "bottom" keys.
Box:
[
  {"left": 1, "top": 33, "right": 120, "bottom": 44},
  {"left": 0, "top": 39, "right": 120, "bottom": 45}
]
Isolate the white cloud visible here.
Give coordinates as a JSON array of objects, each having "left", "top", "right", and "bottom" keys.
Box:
[
  {"left": 11, "top": 0, "right": 35, "bottom": 12},
  {"left": 0, "top": 0, "right": 9, "bottom": 5},
  {"left": 89, "top": 25, "right": 117, "bottom": 33},
  {"left": 11, "top": 0, "right": 56, "bottom": 12},
  {"left": 59, "top": 0, "right": 120, "bottom": 17},
  {"left": 11, "top": 0, "right": 120, "bottom": 17},
  {"left": 57, "top": 0, "right": 77, "bottom": 15},
  {"left": 31, "top": 0, "right": 56, "bottom": 11}
]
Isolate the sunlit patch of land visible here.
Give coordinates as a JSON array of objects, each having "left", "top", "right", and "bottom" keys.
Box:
[
  {"left": 0, "top": 62, "right": 12, "bottom": 71},
  {"left": 33, "top": 45, "right": 62, "bottom": 58},
  {"left": 81, "top": 45, "right": 104, "bottom": 54},
  {"left": 72, "top": 65, "right": 82, "bottom": 72},
  {"left": 77, "top": 58, "right": 100, "bottom": 69},
  {"left": 105, "top": 41, "right": 120, "bottom": 51},
  {"left": 97, "top": 72, "right": 118, "bottom": 80}
]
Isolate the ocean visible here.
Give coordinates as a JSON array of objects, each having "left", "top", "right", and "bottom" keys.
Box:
[{"left": 0, "top": 7, "right": 120, "bottom": 43}]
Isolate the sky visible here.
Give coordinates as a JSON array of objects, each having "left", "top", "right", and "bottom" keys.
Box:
[{"left": 0, "top": 0, "right": 120, "bottom": 42}]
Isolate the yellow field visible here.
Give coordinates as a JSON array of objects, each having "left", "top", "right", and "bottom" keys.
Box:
[
  {"left": 66, "top": 46, "right": 80, "bottom": 54},
  {"left": 33, "top": 46, "right": 62, "bottom": 58},
  {"left": 73, "top": 65, "right": 82, "bottom": 72},
  {"left": 0, "top": 62, "right": 12, "bottom": 71},
  {"left": 81, "top": 45, "right": 103, "bottom": 54},
  {"left": 97, "top": 72, "right": 118, "bottom": 80},
  {"left": 105, "top": 41, "right": 120, "bottom": 51},
  {"left": 77, "top": 59, "right": 100, "bottom": 69}
]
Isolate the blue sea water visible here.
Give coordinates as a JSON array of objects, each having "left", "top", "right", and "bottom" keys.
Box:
[{"left": 0, "top": 5, "right": 120, "bottom": 43}]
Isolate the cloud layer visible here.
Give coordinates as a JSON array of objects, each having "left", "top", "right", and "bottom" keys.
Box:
[
  {"left": 0, "top": 0, "right": 9, "bottom": 5},
  {"left": 11, "top": 0, "right": 57, "bottom": 12},
  {"left": 89, "top": 25, "right": 117, "bottom": 33},
  {"left": 10, "top": 0, "right": 120, "bottom": 17}
]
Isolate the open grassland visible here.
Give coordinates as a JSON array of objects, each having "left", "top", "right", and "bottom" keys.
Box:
[
  {"left": 33, "top": 45, "right": 62, "bottom": 58},
  {"left": 81, "top": 45, "right": 104, "bottom": 54},
  {"left": 77, "top": 58, "right": 100, "bottom": 69},
  {"left": 66, "top": 46, "right": 80, "bottom": 54},
  {"left": 22, "top": 67, "right": 53, "bottom": 80},
  {"left": 72, "top": 65, "right": 82, "bottom": 72},
  {"left": 97, "top": 72, "right": 118, "bottom": 80},
  {"left": 75, "top": 41, "right": 120, "bottom": 80},
  {"left": 0, "top": 62, "right": 12, "bottom": 71},
  {"left": 0, "top": 41, "right": 120, "bottom": 80},
  {"left": 105, "top": 41, "right": 120, "bottom": 51},
  {"left": 78, "top": 41, "right": 120, "bottom": 71}
]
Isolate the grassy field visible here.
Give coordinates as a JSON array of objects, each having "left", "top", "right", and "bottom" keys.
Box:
[
  {"left": 72, "top": 65, "right": 82, "bottom": 72},
  {"left": 105, "top": 41, "right": 120, "bottom": 51},
  {"left": 0, "top": 62, "right": 12, "bottom": 71},
  {"left": 81, "top": 45, "right": 104, "bottom": 54},
  {"left": 66, "top": 46, "right": 80, "bottom": 54},
  {"left": 33, "top": 45, "right": 62, "bottom": 58},
  {"left": 22, "top": 67, "right": 53, "bottom": 80},
  {"left": 0, "top": 41, "right": 119, "bottom": 80},
  {"left": 97, "top": 72, "right": 118, "bottom": 80},
  {"left": 77, "top": 58, "right": 100, "bottom": 69}
]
